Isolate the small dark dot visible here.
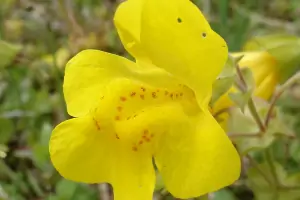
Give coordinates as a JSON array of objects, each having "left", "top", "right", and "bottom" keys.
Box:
[
  {"left": 202, "top": 32, "right": 207, "bottom": 38},
  {"left": 177, "top": 18, "right": 182, "bottom": 23}
]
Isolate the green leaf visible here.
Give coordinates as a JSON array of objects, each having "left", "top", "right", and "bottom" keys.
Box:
[
  {"left": 268, "top": 40, "right": 300, "bottom": 82},
  {"left": 243, "top": 34, "right": 300, "bottom": 82},
  {"left": 228, "top": 91, "right": 251, "bottom": 113},
  {"left": 267, "top": 110, "right": 296, "bottom": 138},
  {"left": 289, "top": 141, "right": 300, "bottom": 162},
  {"left": 32, "top": 122, "right": 52, "bottom": 170},
  {"left": 211, "top": 77, "right": 235, "bottom": 105},
  {"left": 55, "top": 179, "right": 98, "bottom": 200},
  {"left": 228, "top": 108, "right": 274, "bottom": 154},
  {"left": 229, "top": 67, "right": 255, "bottom": 112},
  {"left": 0, "top": 144, "right": 8, "bottom": 159},
  {"left": 243, "top": 34, "right": 299, "bottom": 51},
  {"left": 229, "top": 100, "right": 292, "bottom": 154},
  {"left": 248, "top": 162, "right": 300, "bottom": 200},
  {"left": 26, "top": 171, "right": 44, "bottom": 197},
  {"left": 56, "top": 179, "right": 78, "bottom": 199},
  {"left": 0, "top": 118, "right": 13, "bottom": 144},
  {"left": 213, "top": 189, "right": 236, "bottom": 200},
  {"left": 0, "top": 183, "right": 9, "bottom": 200},
  {"left": 0, "top": 40, "right": 21, "bottom": 68},
  {"left": 211, "top": 55, "right": 236, "bottom": 105},
  {"left": 240, "top": 67, "right": 255, "bottom": 91}
]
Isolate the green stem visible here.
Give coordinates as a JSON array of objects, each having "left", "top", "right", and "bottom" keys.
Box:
[
  {"left": 58, "top": 0, "right": 84, "bottom": 36},
  {"left": 248, "top": 98, "right": 266, "bottom": 132},
  {"left": 246, "top": 155, "right": 273, "bottom": 186},
  {"left": 228, "top": 132, "right": 261, "bottom": 138},
  {"left": 265, "top": 72, "right": 300, "bottom": 127},
  {"left": 235, "top": 64, "right": 266, "bottom": 133},
  {"left": 265, "top": 149, "right": 280, "bottom": 186},
  {"left": 280, "top": 185, "right": 300, "bottom": 190}
]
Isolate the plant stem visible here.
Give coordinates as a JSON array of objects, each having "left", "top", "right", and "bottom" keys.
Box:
[
  {"left": 213, "top": 107, "right": 230, "bottom": 118},
  {"left": 57, "top": 0, "right": 84, "bottom": 36},
  {"left": 265, "top": 72, "right": 300, "bottom": 127},
  {"left": 235, "top": 64, "right": 266, "bottom": 132},
  {"left": 248, "top": 98, "right": 266, "bottom": 132},
  {"left": 280, "top": 185, "right": 300, "bottom": 190},
  {"left": 235, "top": 64, "right": 247, "bottom": 91},
  {"left": 246, "top": 155, "right": 273, "bottom": 186},
  {"left": 265, "top": 149, "right": 280, "bottom": 186},
  {"left": 228, "top": 132, "right": 261, "bottom": 138}
]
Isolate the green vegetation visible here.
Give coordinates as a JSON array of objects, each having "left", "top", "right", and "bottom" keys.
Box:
[{"left": 1, "top": 0, "right": 300, "bottom": 199}]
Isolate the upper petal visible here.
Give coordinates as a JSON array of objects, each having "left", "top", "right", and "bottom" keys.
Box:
[
  {"left": 63, "top": 50, "right": 134, "bottom": 117},
  {"left": 140, "top": 0, "right": 228, "bottom": 94},
  {"left": 49, "top": 116, "right": 155, "bottom": 200},
  {"left": 63, "top": 49, "right": 180, "bottom": 117},
  {"left": 114, "top": 0, "right": 146, "bottom": 59},
  {"left": 154, "top": 109, "right": 241, "bottom": 198}
]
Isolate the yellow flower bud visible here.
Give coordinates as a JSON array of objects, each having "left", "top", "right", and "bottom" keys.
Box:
[
  {"left": 236, "top": 51, "right": 279, "bottom": 100},
  {"left": 213, "top": 51, "right": 279, "bottom": 114}
]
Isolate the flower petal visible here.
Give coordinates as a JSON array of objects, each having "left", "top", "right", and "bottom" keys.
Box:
[
  {"left": 63, "top": 50, "right": 136, "bottom": 117},
  {"left": 49, "top": 116, "right": 155, "bottom": 200},
  {"left": 255, "top": 73, "right": 278, "bottom": 100},
  {"left": 140, "top": 0, "right": 228, "bottom": 93},
  {"left": 114, "top": 0, "right": 147, "bottom": 60},
  {"left": 154, "top": 109, "right": 241, "bottom": 198},
  {"left": 234, "top": 52, "right": 278, "bottom": 86},
  {"left": 64, "top": 49, "right": 179, "bottom": 117}
]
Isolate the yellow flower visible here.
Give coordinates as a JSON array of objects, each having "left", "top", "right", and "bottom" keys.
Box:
[
  {"left": 49, "top": 0, "right": 240, "bottom": 199},
  {"left": 213, "top": 51, "right": 279, "bottom": 113}
]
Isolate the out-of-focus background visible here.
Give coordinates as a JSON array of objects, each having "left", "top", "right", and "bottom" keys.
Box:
[{"left": 1, "top": 0, "right": 300, "bottom": 200}]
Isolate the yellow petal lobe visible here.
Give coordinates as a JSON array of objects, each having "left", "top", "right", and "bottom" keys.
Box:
[
  {"left": 64, "top": 49, "right": 180, "bottom": 117},
  {"left": 50, "top": 116, "right": 155, "bottom": 200},
  {"left": 140, "top": 0, "right": 228, "bottom": 95},
  {"left": 114, "top": 0, "right": 147, "bottom": 59},
  {"left": 154, "top": 109, "right": 241, "bottom": 198}
]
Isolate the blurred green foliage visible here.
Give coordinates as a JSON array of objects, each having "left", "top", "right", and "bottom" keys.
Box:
[{"left": 1, "top": 0, "right": 300, "bottom": 200}]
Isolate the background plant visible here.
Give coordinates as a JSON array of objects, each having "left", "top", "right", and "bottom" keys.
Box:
[{"left": 1, "top": 0, "right": 300, "bottom": 200}]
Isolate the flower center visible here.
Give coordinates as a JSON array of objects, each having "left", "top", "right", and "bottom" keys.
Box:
[{"left": 91, "top": 79, "right": 199, "bottom": 152}]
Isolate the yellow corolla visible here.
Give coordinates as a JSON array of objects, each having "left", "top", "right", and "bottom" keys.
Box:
[
  {"left": 213, "top": 51, "right": 279, "bottom": 113},
  {"left": 49, "top": 0, "right": 240, "bottom": 199}
]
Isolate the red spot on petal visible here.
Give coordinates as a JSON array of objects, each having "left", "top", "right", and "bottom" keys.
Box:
[
  {"left": 146, "top": 138, "right": 150, "bottom": 142},
  {"left": 157, "top": 89, "right": 160, "bottom": 92},
  {"left": 117, "top": 106, "right": 122, "bottom": 112},
  {"left": 139, "top": 140, "right": 143, "bottom": 145},
  {"left": 165, "top": 91, "right": 169, "bottom": 95},
  {"left": 130, "top": 92, "right": 136, "bottom": 97},
  {"left": 93, "top": 118, "right": 101, "bottom": 130},
  {"left": 143, "top": 129, "right": 149, "bottom": 135},
  {"left": 140, "top": 94, "right": 145, "bottom": 100},
  {"left": 132, "top": 146, "right": 138, "bottom": 151},
  {"left": 141, "top": 87, "right": 146, "bottom": 92},
  {"left": 115, "top": 116, "right": 120, "bottom": 120},
  {"left": 170, "top": 93, "right": 174, "bottom": 98},
  {"left": 120, "top": 96, "right": 127, "bottom": 101},
  {"left": 116, "top": 134, "right": 120, "bottom": 139},
  {"left": 152, "top": 92, "right": 157, "bottom": 98}
]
